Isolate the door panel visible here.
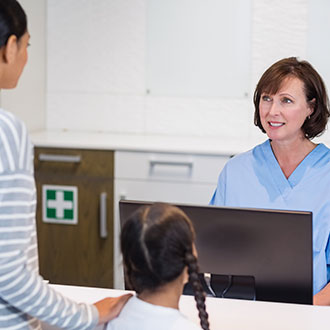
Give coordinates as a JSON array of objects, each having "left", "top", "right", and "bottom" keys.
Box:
[{"left": 35, "top": 148, "right": 114, "bottom": 288}]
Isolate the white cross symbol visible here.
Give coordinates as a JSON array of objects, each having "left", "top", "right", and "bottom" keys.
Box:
[{"left": 47, "top": 191, "right": 73, "bottom": 219}]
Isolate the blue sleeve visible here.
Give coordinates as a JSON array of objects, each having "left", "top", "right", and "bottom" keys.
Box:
[{"left": 209, "top": 165, "right": 227, "bottom": 206}]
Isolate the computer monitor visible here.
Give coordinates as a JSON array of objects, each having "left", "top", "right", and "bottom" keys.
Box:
[{"left": 119, "top": 200, "right": 313, "bottom": 305}]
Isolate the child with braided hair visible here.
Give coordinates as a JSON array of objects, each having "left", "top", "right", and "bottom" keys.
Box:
[{"left": 107, "top": 203, "right": 210, "bottom": 330}]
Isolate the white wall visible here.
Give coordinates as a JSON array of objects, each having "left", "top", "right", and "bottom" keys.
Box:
[
  {"left": 5, "top": 0, "right": 330, "bottom": 145},
  {"left": 46, "top": 0, "right": 323, "bottom": 144},
  {"left": 0, "top": 0, "right": 46, "bottom": 132}
]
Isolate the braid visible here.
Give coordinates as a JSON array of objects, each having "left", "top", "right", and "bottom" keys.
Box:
[{"left": 186, "top": 251, "right": 210, "bottom": 330}]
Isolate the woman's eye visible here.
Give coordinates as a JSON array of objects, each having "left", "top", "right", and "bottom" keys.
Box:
[
  {"left": 262, "top": 95, "right": 271, "bottom": 102},
  {"left": 282, "top": 97, "right": 292, "bottom": 104}
]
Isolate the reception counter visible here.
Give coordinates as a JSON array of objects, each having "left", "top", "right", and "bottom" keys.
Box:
[{"left": 42, "top": 284, "right": 330, "bottom": 330}]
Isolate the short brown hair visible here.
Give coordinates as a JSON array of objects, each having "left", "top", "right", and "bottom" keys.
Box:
[{"left": 253, "top": 57, "right": 330, "bottom": 139}]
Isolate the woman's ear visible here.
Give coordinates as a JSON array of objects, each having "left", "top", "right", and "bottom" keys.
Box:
[
  {"left": 3, "top": 35, "right": 18, "bottom": 64},
  {"left": 308, "top": 98, "right": 316, "bottom": 116}
]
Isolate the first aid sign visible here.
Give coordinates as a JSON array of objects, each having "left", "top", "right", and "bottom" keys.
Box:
[{"left": 42, "top": 185, "right": 78, "bottom": 225}]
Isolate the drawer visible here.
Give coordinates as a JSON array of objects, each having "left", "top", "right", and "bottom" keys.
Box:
[
  {"left": 34, "top": 147, "right": 114, "bottom": 178},
  {"left": 115, "top": 151, "right": 228, "bottom": 184}
]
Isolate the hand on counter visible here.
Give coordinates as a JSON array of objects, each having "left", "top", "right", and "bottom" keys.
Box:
[{"left": 94, "top": 293, "right": 133, "bottom": 324}]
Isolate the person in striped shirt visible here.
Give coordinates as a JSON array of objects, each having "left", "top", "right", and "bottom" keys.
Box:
[{"left": 0, "top": 1, "right": 131, "bottom": 329}]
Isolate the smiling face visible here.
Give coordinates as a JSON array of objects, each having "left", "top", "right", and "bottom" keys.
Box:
[{"left": 259, "top": 77, "right": 314, "bottom": 144}]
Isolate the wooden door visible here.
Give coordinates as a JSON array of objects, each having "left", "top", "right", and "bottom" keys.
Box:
[{"left": 34, "top": 147, "right": 114, "bottom": 288}]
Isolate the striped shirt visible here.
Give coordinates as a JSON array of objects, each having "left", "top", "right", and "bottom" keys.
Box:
[{"left": 0, "top": 109, "right": 98, "bottom": 329}]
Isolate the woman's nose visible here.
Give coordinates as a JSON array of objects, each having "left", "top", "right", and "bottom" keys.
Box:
[{"left": 268, "top": 101, "right": 280, "bottom": 116}]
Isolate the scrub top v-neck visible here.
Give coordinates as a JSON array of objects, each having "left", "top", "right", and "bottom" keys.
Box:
[{"left": 210, "top": 139, "right": 330, "bottom": 294}]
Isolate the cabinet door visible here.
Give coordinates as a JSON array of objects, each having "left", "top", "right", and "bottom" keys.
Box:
[{"left": 34, "top": 148, "right": 114, "bottom": 288}]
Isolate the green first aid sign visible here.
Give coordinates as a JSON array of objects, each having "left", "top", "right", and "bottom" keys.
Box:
[{"left": 42, "top": 185, "right": 78, "bottom": 225}]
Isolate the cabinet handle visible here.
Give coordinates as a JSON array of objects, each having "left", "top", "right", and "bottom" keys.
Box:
[
  {"left": 38, "top": 153, "right": 81, "bottom": 163},
  {"left": 149, "top": 160, "right": 193, "bottom": 169},
  {"left": 100, "top": 192, "right": 108, "bottom": 239}
]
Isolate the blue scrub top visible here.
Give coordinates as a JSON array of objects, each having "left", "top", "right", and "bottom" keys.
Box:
[{"left": 210, "top": 139, "right": 330, "bottom": 294}]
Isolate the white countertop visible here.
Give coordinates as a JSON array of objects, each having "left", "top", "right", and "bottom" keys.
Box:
[
  {"left": 43, "top": 284, "right": 330, "bottom": 330},
  {"left": 30, "top": 130, "right": 265, "bottom": 156}
]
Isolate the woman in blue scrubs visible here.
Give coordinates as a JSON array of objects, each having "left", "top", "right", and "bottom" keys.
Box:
[{"left": 210, "top": 57, "right": 330, "bottom": 305}]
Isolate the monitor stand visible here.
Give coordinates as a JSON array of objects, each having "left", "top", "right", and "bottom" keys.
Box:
[{"left": 183, "top": 273, "right": 256, "bottom": 300}]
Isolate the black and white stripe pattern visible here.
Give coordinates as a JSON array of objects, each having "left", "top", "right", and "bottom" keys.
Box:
[{"left": 0, "top": 109, "right": 98, "bottom": 329}]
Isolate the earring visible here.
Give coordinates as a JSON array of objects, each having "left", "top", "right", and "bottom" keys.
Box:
[{"left": 307, "top": 115, "right": 311, "bottom": 120}]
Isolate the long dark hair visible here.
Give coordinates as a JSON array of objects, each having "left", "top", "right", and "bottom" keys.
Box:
[
  {"left": 121, "top": 203, "right": 210, "bottom": 330},
  {"left": 0, "top": 0, "right": 27, "bottom": 48}
]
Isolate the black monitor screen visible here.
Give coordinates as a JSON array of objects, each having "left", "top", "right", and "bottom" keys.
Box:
[{"left": 119, "top": 200, "right": 313, "bottom": 304}]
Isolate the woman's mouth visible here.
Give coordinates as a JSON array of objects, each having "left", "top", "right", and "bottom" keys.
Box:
[{"left": 269, "top": 122, "right": 285, "bottom": 127}]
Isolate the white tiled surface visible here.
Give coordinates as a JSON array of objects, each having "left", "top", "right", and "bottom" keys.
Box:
[
  {"left": 46, "top": 0, "right": 312, "bottom": 142},
  {"left": 251, "top": 0, "right": 308, "bottom": 85},
  {"left": 47, "top": 93, "right": 146, "bottom": 133},
  {"left": 47, "top": 0, "right": 146, "bottom": 95},
  {"left": 144, "top": 97, "right": 251, "bottom": 138}
]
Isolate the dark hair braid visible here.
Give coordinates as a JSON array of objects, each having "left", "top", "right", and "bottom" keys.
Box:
[
  {"left": 186, "top": 251, "right": 210, "bottom": 330},
  {"left": 122, "top": 203, "right": 210, "bottom": 328}
]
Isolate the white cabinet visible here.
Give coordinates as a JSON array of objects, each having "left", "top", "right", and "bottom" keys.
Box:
[{"left": 113, "top": 150, "right": 229, "bottom": 288}]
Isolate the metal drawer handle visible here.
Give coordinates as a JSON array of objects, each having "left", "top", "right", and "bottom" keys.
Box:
[
  {"left": 100, "top": 192, "right": 108, "bottom": 239},
  {"left": 149, "top": 160, "right": 193, "bottom": 168},
  {"left": 38, "top": 153, "right": 81, "bottom": 163}
]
